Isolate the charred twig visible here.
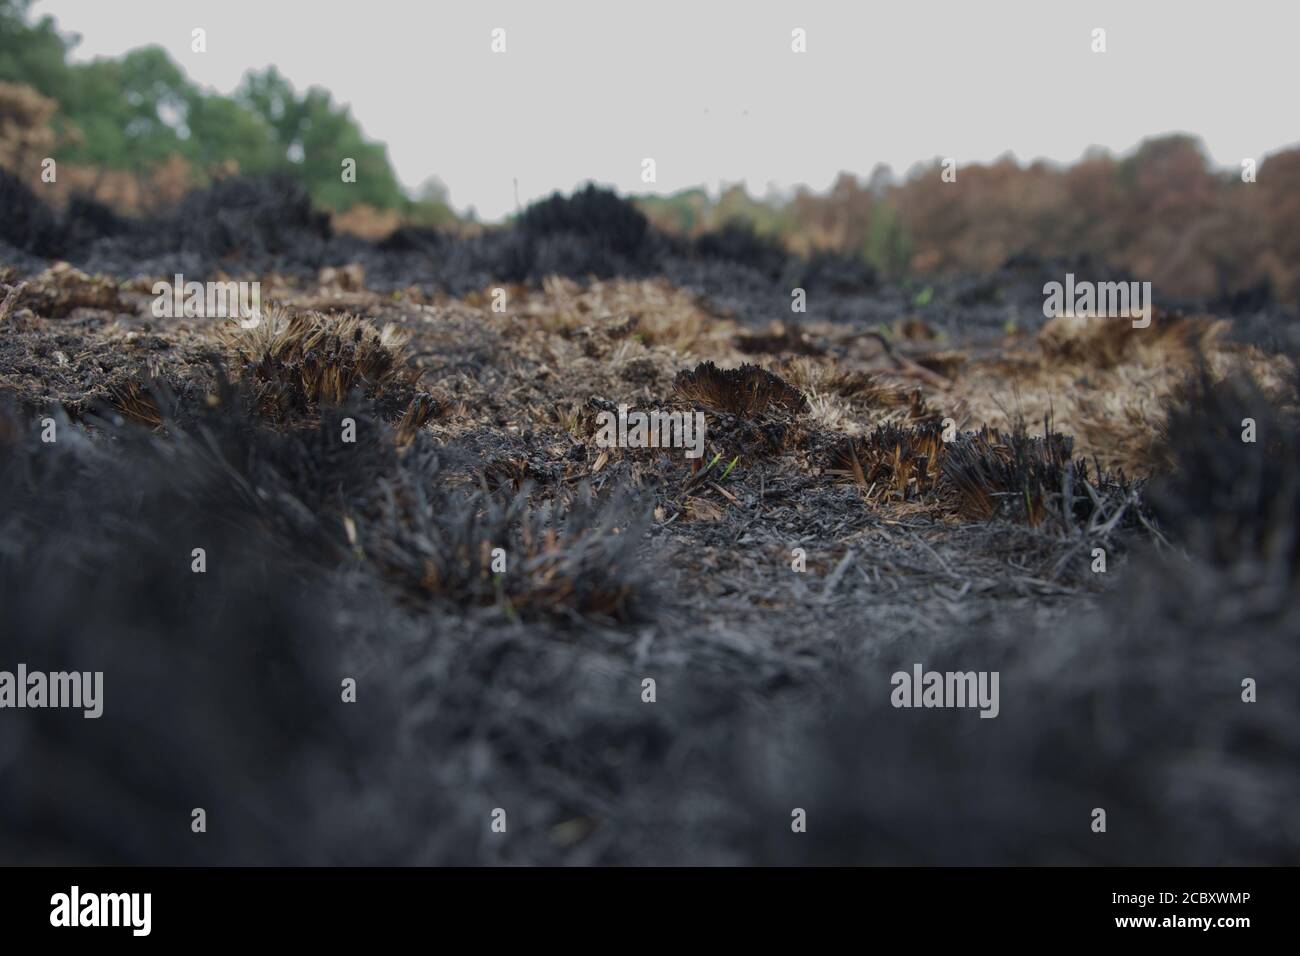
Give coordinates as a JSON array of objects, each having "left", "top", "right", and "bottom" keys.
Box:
[
  {"left": 819, "top": 548, "right": 857, "bottom": 603},
  {"left": 858, "top": 330, "right": 952, "bottom": 389}
]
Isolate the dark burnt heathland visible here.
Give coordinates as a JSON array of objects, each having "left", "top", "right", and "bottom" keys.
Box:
[{"left": 1, "top": 178, "right": 1297, "bottom": 865}]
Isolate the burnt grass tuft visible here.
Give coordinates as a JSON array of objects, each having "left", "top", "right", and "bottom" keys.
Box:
[
  {"left": 1151, "top": 366, "right": 1300, "bottom": 578},
  {"left": 674, "top": 360, "right": 809, "bottom": 417},
  {"left": 830, "top": 422, "right": 945, "bottom": 504},
  {"left": 0, "top": 177, "right": 1297, "bottom": 864},
  {"left": 827, "top": 417, "right": 1142, "bottom": 529},
  {"left": 220, "top": 309, "right": 433, "bottom": 425},
  {"left": 941, "top": 419, "right": 1142, "bottom": 528}
]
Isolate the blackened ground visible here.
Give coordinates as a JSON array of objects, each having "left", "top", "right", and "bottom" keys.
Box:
[{"left": 0, "top": 371, "right": 1296, "bottom": 864}]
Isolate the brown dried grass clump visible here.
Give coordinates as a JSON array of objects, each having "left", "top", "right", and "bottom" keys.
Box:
[
  {"left": 1037, "top": 312, "right": 1222, "bottom": 369},
  {"left": 774, "top": 356, "right": 870, "bottom": 399},
  {"left": 777, "top": 356, "right": 942, "bottom": 423},
  {"left": 952, "top": 310, "right": 1279, "bottom": 475},
  {"left": 674, "top": 361, "right": 809, "bottom": 417},
  {"left": 9, "top": 263, "right": 126, "bottom": 318},
  {"left": 330, "top": 204, "right": 403, "bottom": 241},
  {"left": 0, "top": 280, "right": 23, "bottom": 324},
  {"left": 0, "top": 82, "right": 59, "bottom": 170},
  {"left": 772, "top": 355, "right": 946, "bottom": 437},
  {"left": 221, "top": 308, "right": 434, "bottom": 426},
  {"left": 512, "top": 277, "right": 731, "bottom": 356}
]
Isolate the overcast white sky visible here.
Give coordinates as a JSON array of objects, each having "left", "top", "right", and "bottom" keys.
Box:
[{"left": 31, "top": 0, "right": 1300, "bottom": 220}]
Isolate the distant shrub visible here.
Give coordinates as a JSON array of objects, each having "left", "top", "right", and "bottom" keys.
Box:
[
  {"left": 692, "top": 220, "right": 789, "bottom": 279},
  {"left": 518, "top": 183, "right": 649, "bottom": 257}
]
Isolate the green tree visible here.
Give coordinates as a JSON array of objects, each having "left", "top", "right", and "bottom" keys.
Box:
[
  {"left": 0, "top": 0, "right": 73, "bottom": 101},
  {"left": 237, "top": 67, "right": 403, "bottom": 210},
  {"left": 864, "top": 201, "right": 912, "bottom": 280},
  {"left": 0, "top": 2, "right": 409, "bottom": 210},
  {"left": 404, "top": 176, "right": 457, "bottom": 228},
  {"left": 182, "top": 91, "right": 278, "bottom": 173},
  {"left": 63, "top": 47, "right": 189, "bottom": 167}
]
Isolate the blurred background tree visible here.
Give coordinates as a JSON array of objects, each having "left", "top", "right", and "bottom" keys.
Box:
[{"left": 0, "top": 0, "right": 406, "bottom": 211}]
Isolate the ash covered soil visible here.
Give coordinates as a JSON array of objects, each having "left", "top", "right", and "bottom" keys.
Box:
[{"left": 1, "top": 175, "right": 1298, "bottom": 864}]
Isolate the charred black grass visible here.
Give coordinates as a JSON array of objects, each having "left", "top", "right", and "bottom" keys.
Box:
[
  {"left": 1151, "top": 365, "right": 1300, "bottom": 578},
  {"left": 720, "top": 378, "right": 1300, "bottom": 867},
  {"left": 154, "top": 174, "right": 332, "bottom": 265},
  {"left": 364, "top": 460, "right": 650, "bottom": 623},
  {"left": 941, "top": 420, "right": 1141, "bottom": 528},
  {"left": 0, "top": 403, "right": 369, "bottom": 865},
  {"left": 4, "top": 376, "right": 1296, "bottom": 865},
  {"left": 0, "top": 377, "right": 655, "bottom": 626},
  {"left": 0, "top": 167, "right": 66, "bottom": 259}
]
